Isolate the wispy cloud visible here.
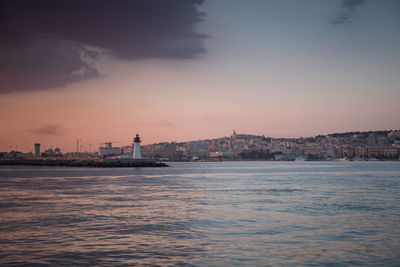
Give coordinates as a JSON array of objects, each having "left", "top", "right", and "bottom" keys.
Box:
[
  {"left": 142, "top": 120, "right": 175, "bottom": 127},
  {"left": 28, "top": 124, "right": 65, "bottom": 136},
  {"left": 203, "top": 114, "right": 219, "bottom": 122},
  {"left": 332, "top": 0, "right": 366, "bottom": 25}
]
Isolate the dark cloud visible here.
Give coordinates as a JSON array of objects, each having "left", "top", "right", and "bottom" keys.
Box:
[
  {"left": 0, "top": 40, "right": 101, "bottom": 93},
  {"left": 0, "top": 0, "right": 206, "bottom": 93},
  {"left": 332, "top": 0, "right": 366, "bottom": 25},
  {"left": 28, "top": 124, "right": 65, "bottom": 136}
]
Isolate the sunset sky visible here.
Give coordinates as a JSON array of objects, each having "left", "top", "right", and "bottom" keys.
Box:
[{"left": 1, "top": 0, "right": 399, "bottom": 153}]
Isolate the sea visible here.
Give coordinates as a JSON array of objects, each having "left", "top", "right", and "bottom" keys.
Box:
[{"left": 0, "top": 161, "right": 399, "bottom": 266}]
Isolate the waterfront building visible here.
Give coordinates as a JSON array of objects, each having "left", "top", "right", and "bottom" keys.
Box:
[
  {"left": 41, "top": 148, "right": 63, "bottom": 157},
  {"left": 34, "top": 143, "right": 40, "bottom": 157},
  {"left": 383, "top": 148, "right": 399, "bottom": 158},
  {"left": 354, "top": 147, "right": 367, "bottom": 158},
  {"left": 99, "top": 142, "right": 121, "bottom": 158}
]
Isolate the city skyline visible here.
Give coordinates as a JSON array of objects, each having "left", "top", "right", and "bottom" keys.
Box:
[
  {"left": 4, "top": 128, "right": 399, "bottom": 162},
  {"left": 1, "top": 0, "right": 399, "bottom": 152},
  {"left": 4, "top": 128, "right": 400, "bottom": 154}
]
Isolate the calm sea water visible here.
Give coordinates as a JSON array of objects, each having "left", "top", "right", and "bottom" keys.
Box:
[{"left": 0, "top": 162, "right": 399, "bottom": 266}]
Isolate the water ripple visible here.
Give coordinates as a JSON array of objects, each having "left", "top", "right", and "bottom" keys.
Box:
[{"left": 0, "top": 162, "right": 400, "bottom": 266}]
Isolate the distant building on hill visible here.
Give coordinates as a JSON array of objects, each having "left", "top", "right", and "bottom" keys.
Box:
[{"left": 188, "top": 140, "right": 209, "bottom": 152}]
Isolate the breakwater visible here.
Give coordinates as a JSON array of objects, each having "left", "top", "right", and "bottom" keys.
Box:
[{"left": 0, "top": 158, "right": 168, "bottom": 167}]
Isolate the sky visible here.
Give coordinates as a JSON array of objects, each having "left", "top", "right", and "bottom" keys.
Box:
[{"left": 0, "top": 0, "right": 399, "bottom": 152}]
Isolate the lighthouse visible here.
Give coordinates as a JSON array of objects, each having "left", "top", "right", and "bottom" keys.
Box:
[{"left": 132, "top": 134, "right": 142, "bottom": 159}]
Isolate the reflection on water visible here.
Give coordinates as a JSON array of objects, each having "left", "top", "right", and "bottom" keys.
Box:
[{"left": 0, "top": 162, "right": 400, "bottom": 266}]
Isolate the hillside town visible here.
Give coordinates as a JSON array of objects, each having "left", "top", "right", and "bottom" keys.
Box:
[
  {"left": 140, "top": 130, "right": 400, "bottom": 161},
  {"left": 1, "top": 130, "right": 400, "bottom": 161}
]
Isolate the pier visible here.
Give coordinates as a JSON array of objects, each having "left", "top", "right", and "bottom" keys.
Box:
[{"left": 0, "top": 158, "right": 168, "bottom": 168}]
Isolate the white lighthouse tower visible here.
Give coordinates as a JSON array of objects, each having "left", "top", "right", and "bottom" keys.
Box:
[{"left": 132, "top": 134, "right": 142, "bottom": 159}]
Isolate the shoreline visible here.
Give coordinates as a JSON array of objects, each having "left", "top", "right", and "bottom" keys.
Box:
[{"left": 157, "top": 158, "right": 399, "bottom": 162}]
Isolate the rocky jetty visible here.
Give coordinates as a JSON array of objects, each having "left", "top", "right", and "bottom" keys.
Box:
[{"left": 0, "top": 158, "right": 168, "bottom": 168}]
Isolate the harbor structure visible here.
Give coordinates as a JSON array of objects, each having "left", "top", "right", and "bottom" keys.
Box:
[
  {"left": 133, "top": 134, "right": 142, "bottom": 159},
  {"left": 34, "top": 143, "right": 40, "bottom": 157},
  {"left": 99, "top": 142, "right": 121, "bottom": 158}
]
